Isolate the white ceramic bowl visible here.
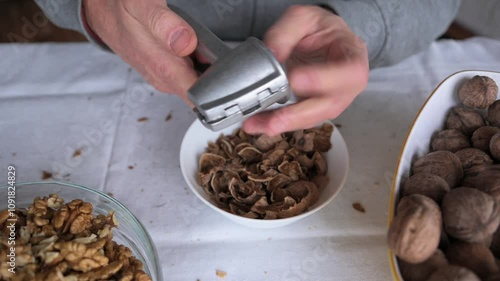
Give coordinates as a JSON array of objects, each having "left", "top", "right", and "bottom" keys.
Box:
[
  {"left": 388, "top": 70, "right": 500, "bottom": 280},
  {"left": 180, "top": 120, "right": 349, "bottom": 228}
]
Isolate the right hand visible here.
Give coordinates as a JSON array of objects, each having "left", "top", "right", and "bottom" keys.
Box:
[{"left": 83, "top": 0, "right": 198, "bottom": 105}]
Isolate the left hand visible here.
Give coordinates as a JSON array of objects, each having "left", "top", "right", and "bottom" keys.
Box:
[{"left": 243, "top": 5, "right": 369, "bottom": 135}]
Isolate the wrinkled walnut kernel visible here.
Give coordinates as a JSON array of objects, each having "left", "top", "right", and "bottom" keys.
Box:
[{"left": 0, "top": 195, "right": 151, "bottom": 281}]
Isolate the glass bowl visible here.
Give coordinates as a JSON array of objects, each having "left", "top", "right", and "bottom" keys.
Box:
[{"left": 0, "top": 181, "right": 162, "bottom": 281}]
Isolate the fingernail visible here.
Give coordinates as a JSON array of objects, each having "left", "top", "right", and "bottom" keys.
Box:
[
  {"left": 292, "top": 72, "right": 312, "bottom": 91},
  {"left": 169, "top": 28, "right": 191, "bottom": 56}
]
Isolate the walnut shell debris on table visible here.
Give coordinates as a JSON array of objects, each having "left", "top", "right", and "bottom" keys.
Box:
[
  {"left": 197, "top": 124, "right": 333, "bottom": 219},
  {"left": 0, "top": 194, "right": 151, "bottom": 281}
]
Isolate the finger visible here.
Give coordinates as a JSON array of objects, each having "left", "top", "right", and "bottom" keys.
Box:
[
  {"left": 264, "top": 5, "right": 326, "bottom": 62},
  {"left": 243, "top": 96, "right": 351, "bottom": 136},
  {"left": 127, "top": 2, "right": 198, "bottom": 56},
  {"left": 290, "top": 59, "right": 368, "bottom": 97}
]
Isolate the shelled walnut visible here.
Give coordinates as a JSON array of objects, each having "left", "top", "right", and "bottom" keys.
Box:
[{"left": 0, "top": 195, "right": 151, "bottom": 281}]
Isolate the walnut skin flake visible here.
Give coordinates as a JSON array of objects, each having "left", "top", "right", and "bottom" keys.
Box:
[{"left": 198, "top": 124, "right": 333, "bottom": 219}]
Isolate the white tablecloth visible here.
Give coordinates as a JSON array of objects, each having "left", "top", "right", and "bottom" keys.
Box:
[{"left": 1, "top": 37, "right": 500, "bottom": 281}]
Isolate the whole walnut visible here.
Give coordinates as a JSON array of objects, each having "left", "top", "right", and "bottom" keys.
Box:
[
  {"left": 472, "top": 126, "right": 500, "bottom": 154},
  {"left": 490, "top": 227, "right": 500, "bottom": 258},
  {"left": 462, "top": 165, "right": 500, "bottom": 202},
  {"left": 402, "top": 173, "right": 450, "bottom": 204},
  {"left": 398, "top": 249, "right": 448, "bottom": 281},
  {"left": 458, "top": 76, "right": 498, "bottom": 109},
  {"left": 427, "top": 265, "right": 480, "bottom": 281},
  {"left": 488, "top": 100, "right": 500, "bottom": 127},
  {"left": 388, "top": 194, "right": 442, "bottom": 263},
  {"left": 446, "top": 241, "right": 498, "bottom": 279},
  {"left": 455, "top": 148, "right": 493, "bottom": 173},
  {"left": 490, "top": 133, "right": 500, "bottom": 161},
  {"left": 487, "top": 273, "right": 500, "bottom": 281},
  {"left": 431, "top": 129, "right": 471, "bottom": 153},
  {"left": 412, "top": 151, "right": 463, "bottom": 188},
  {"left": 442, "top": 187, "right": 500, "bottom": 243},
  {"left": 446, "top": 106, "right": 486, "bottom": 136}
]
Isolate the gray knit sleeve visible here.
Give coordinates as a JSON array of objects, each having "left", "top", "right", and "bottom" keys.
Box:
[
  {"left": 325, "top": 0, "right": 462, "bottom": 67},
  {"left": 34, "top": 0, "right": 105, "bottom": 48}
]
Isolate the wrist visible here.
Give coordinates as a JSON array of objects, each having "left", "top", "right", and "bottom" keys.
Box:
[{"left": 81, "top": 0, "right": 104, "bottom": 44}]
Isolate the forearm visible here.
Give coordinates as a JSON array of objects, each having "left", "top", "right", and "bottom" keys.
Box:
[
  {"left": 34, "top": 0, "right": 105, "bottom": 48},
  {"left": 325, "top": 0, "right": 462, "bottom": 67}
]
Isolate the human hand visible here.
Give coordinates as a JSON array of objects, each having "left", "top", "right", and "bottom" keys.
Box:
[
  {"left": 243, "top": 5, "right": 369, "bottom": 135},
  {"left": 83, "top": 0, "right": 198, "bottom": 105}
]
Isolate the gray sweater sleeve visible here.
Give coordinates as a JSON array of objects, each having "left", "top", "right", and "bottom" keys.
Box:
[{"left": 34, "top": 0, "right": 461, "bottom": 68}]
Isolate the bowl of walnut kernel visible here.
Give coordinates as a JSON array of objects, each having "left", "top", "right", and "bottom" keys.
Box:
[
  {"left": 0, "top": 181, "right": 162, "bottom": 281},
  {"left": 180, "top": 120, "right": 349, "bottom": 228},
  {"left": 388, "top": 71, "right": 500, "bottom": 281}
]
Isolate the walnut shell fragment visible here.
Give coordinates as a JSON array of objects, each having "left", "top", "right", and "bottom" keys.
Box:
[
  {"left": 198, "top": 124, "right": 334, "bottom": 219},
  {"left": 401, "top": 173, "right": 450, "bottom": 203},
  {"left": 446, "top": 241, "right": 498, "bottom": 279},
  {"left": 442, "top": 187, "right": 500, "bottom": 243},
  {"left": 459, "top": 75, "right": 498, "bottom": 109},
  {"left": 446, "top": 106, "right": 486, "bottom": 136},
  {"left": 412, "top": 151, "right": 463, "bottom": 188},
  {"left": 388, "top": 194, "right": 442, "bottom": 263},
  {"left": 427, "top": 265, "right": 480, "bottom": 281}
]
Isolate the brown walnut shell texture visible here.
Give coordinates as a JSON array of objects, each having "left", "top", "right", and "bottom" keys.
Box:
[
  {"left": 490, "top": 132, "right": 500, "bottom": 161},
  {"left": 401, "top": 173, "right": 450, "bottom": 204},
  {"left": 398, "top": 249, "right": 448, "bottom": 281},
  {"left": 446, "top": 106, "right": 486, "bottom": 136},
  {"left": 463, "top": 165, "right": 500, "bottom": 202},
  {"left": 455, "top": 148, "right": 493, "bottom": 172},
  {"left": 427, "top": 265, "right": 480, "bottom": 281},
  {"left": 412, "top": 151, "right": 463, "bottom": 188},
  {"left": 431, "top": 129, "right": 471, "bottom": 153},
  {"left": 442, "top": 187, "right": 500, "bottom": 243},
  {"left": 388, "top": 194, "right": 442, "bottom": 264},
  {"left": 445, "top": 241, "right": 498, "bottom": 280},
  {"left": 197, "top": 124, "right": 333, "bottom": 219},
  {"left": 491, "top": 227, "right": 500, "bottom": 258},
  {"left": 459, "top": 75, "right": 498, "bottom": 109},
  {"left": 472, "top": 126, "right": 500, "bottom": 154},
  {"left": 489, "top": 100, "right": 500, "bottom": 127}
]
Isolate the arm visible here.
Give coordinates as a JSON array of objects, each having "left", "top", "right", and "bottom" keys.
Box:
[{"left": 252, "top": 0, "right": 462, "bottom": 67}]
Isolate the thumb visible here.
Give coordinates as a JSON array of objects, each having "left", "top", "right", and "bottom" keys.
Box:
[{"left": 134, "top": 4, "right": 198, "bottom": 57}]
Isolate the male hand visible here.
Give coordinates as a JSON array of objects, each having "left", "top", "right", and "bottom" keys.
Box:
[
  {"left": 83, "top": 0, "right": 198, "bottom": 105},
  {"left": 243, "top": 5, "right": 369, "bottom": 135}
]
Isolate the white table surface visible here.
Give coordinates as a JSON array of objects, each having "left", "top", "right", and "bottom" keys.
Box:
[{"left": 1, "top": 37, "right": 500, "bottom": 281}]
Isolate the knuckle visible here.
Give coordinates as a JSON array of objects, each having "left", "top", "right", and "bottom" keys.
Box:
[
  {"left": 286, "top": 5, "right": 313, "bottom": 18},
  {"left": 148, "top": 10, "right": 174, "bottom": 38}
]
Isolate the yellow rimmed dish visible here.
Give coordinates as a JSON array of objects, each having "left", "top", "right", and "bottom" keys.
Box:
[{"left": 388, "top": 70, "right": 500, "bottom": 280}]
